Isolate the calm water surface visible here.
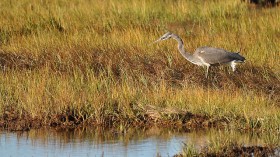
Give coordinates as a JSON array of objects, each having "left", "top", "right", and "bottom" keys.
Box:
[{"left": 0, "top": 127, "right": 274, "bottom": 157}]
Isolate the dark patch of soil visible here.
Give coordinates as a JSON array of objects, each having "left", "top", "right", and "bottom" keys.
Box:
[
  {"left": 202, "top": 145, "right": 277, "bottom": 157},
  {"left": 0, "top": 107, "right": 41, "bottom": 131},
  {"left": 0, "top": 52, "right": 36, "bottom": 70},
  {"left": 243, "top": 0, "right": 280, "bottom": 7},
  {"left": 175, "top": 145, "right": 278, "bottom": 157},
  {"left": 0, "top": 106, "right": 87, "bottom": 131}
]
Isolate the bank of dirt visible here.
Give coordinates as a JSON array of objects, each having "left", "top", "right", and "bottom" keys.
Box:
[
  {"left": 175, "top": 145, "right": 278, "bottom": 157},
  {"left": 0, "top": 106, "right": 228, "bottom": 131}
]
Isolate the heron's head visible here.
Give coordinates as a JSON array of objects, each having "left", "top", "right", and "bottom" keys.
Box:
[{"left": 153, "top": 32, "right": 173, "bottom": 44}]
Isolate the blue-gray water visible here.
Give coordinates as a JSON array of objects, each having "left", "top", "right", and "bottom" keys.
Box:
[{"left": 0, "top": 127, "right": 275, "bottom": 157}]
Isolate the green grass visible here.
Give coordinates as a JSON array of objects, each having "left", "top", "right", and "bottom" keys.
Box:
[{"left": 0, "top": 0, "right": 280, "bottom": 131}]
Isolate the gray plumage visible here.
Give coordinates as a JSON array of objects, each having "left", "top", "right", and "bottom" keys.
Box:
[{"left": 153, "top": 32, "right": 245, "bottom": 77}]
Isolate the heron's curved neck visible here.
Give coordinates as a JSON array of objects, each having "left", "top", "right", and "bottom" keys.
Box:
[{"left": 171, "top": 34, "right": 195, "bottom": 63}]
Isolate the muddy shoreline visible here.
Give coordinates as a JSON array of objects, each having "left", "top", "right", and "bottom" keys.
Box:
[
  {"left": 0, "top": 106, "right": 228, "bottom": 131},
  {"left": 176, "top": 145, "right": 279, "bottom": 157}
]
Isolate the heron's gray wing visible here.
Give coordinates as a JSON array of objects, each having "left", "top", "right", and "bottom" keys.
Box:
[{"left": 194, "top": 47, "right": 245, "bottom": 65}]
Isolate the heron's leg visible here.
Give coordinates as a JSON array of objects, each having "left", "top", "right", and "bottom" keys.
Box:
[
  {"left": 230, "top": 61, "right": 236, "bottom": 72},
  {"left": 205, "top": 65, "right": 210, "bottom": 78}
]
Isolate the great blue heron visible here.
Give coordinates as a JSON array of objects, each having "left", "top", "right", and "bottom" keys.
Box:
[{"left": 153, "top": 32, "right": 246, "bottom": 77}]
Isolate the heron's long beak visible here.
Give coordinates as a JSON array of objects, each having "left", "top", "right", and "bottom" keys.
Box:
[
  {"left": 153, "top": 38, "right": 161, "bottom": 44},
  {"left": 149, "top": 38, "right": 162, "bottom": 46}
]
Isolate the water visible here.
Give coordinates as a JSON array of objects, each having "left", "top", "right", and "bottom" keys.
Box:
[{"left": 0, "top": 127, "right": 276, "bottom": 157}]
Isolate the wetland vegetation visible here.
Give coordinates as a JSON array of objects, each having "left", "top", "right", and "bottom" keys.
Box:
[{"left": 0, "top": 0, "right": 279, "bottom": 155}]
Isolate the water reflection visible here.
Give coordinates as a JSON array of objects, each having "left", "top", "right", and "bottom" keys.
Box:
[
  {"left": 0, "top": 127, "right": 279, "bottom": 157},
  {"left": 0, "top": 127, "right": 186, "bottom": 157}
]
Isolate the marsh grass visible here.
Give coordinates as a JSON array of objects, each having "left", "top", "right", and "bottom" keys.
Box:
[
  {"left": 178, "top": 129, "right": 280, "bottom": 156},
  {"left": 0, "top": 0, "right": 279, "bottom": 131}
]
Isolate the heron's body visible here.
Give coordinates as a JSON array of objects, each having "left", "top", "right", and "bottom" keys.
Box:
[{"left": 154, "top": 32, "right": 245, "bottom": 77}]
